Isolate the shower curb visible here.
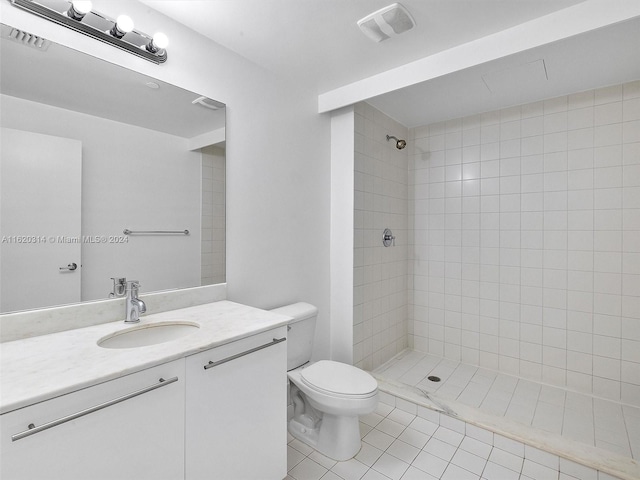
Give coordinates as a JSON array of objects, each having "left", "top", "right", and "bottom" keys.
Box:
[{"left": 374, "top": 376, "right": 638, "bottom": 480}]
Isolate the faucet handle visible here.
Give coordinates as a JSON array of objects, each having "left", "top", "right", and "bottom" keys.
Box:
[{"left": 109, "top": 277, "right": 127, "bottom": 298}]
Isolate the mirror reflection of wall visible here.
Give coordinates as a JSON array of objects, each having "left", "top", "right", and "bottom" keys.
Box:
[{"left": 0, "top": 24, "right": 225, "bottom": 313}]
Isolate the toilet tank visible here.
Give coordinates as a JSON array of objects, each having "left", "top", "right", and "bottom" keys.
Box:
[{"left": 270, "top": 302, "right": 318, "bottom": 371}]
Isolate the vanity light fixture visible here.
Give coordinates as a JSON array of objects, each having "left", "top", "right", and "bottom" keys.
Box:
[
  {"left": 10, "top": 0, "right": 168, "bottom": 64},
  {"left": 66, "top": 1, "right": 92, "bottom": 21}
]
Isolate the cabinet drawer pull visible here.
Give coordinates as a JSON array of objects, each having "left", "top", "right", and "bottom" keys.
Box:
[
  {"left": 204, "top": 337, "right": 286, "bottom": 370},
  {"left": 11, "top": 376, "right": 178, "bottom": 442}
]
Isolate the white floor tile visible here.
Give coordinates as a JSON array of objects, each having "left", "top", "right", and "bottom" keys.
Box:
[
  {"left": 361, "top": 412, "right": 385, "bottom": 427},
  {"left": 408, "top": 416, "right": 438, "bottom": 436},
  {"left": 451, "top": 448, "right": 488, "bottom": 476},
  {"left": 309, "top": 450, "right": 338, "bottom": 470},
  {"left": 481, "top": 461, "right": 520, "bottom": 480},
  {"left": 397, "top": 427, "right": 430, "bottom": 449},
  {"left": 411, "top": 450, "right": 449, "bottom": 478},
  {"left": 355, "top": 441, "right": 385, "bottom": 467},
  {"left": 423, "top": 437, "right": 457, "bottom": 462},
  {"left": 386, "top": 439, "right": 420, "bottom": 464},
  {"left": 441, "top": 463, "right": 481, "bottom": 480},
  {"left": 460, "top": 436, "right": 493, "bottom": 459},
  {"left": 288, "top": 445, "right": 306, "bottom": 471},
  {"left": 363, "top": 429, "right": 396, "bottom": 451},
  {"left": 289, "top": 457, "right": 328, "bottom": 480},
  {"left": 521, "top": 458, "right": 559, "bottom": 480},
  {"left": 505, "top": 402, "right": 536, "bottom": 425},
  {"left": 362, "top": 468, "right": 392, "bottom": 480},
  {"left": 375, "top": 402, "right": 395, "bottom": 417},
  {"left": 388, "top": 408, "right": 417, "bottom": 426},
  {"left": 377, "top": 418, "right": 407, "bottom": 438},
  {"left": 330, "top": 458, "right": 369, "bottom": 480},
  {"left": 371, "top": 452, "right": 410, "bottom": 480},
  {"left": 433, "top": 425, "right": 464, "bottom": 447},
  {"left": 320, "top": 471, "right": 343, "bottom": 480},
  {"left": 290, "top": 437, "right": 315, "bottom": 456},
  {"left": 494, "top": 434, "right": 526, "bottom": 457},
  {"left": 400, "top": 466, "right": 438, "bottom": 480},
  {"left": 360, "top": 421, "right": 374, "bottom": 438},
  {"left": 489, "top": 447, "right": 524, "bottom": 473}
]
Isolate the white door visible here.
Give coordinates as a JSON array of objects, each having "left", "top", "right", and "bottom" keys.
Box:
[{"left": 0, "top": 128, "right": 82, "bottom": 312}]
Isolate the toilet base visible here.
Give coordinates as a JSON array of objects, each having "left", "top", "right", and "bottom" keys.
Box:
[{"left": 288, "top": 412, "right": 362, "bottom": 461}]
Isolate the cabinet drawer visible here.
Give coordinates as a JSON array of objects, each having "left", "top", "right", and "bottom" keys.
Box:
[
  {"left": 1, "top": 359, "right": 185, "bottom": 480},
  {"left": 187, "top": 326, "right": 287, "bottom": 367}
]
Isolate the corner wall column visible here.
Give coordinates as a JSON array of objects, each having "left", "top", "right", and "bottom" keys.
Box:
[{"left": 329, "top": 106, "right": 355, "bottom": 363}]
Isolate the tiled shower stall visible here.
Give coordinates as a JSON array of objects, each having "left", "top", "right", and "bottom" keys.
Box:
[
  {"left": 355, "top": 80, "right": 640, "bottom": 406},
  {"left": 352, "top": 80, "right": 640, "bottom": 476}
]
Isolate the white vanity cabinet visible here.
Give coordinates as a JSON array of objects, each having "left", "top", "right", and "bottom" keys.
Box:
[
  {"left": 185, "top": 326, "right": 287, "bottom": 480},
  {"left": 0, "top": 359, "right": 185, "bottom": 480}
]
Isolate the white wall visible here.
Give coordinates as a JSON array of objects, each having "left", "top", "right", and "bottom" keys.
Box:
[
  {"left": 330, "top": 106, "right": 355, "bottom": 363},
  {"left": 1, "top": 1, "right": 331, "bottom": 357},
  {"left": 409, "top": 81, "right": 640, "bottom": 406}
]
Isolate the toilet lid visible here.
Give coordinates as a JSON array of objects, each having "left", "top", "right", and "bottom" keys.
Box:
[{"left": 300, "top": 360, "right": 378, "bottom": 396}]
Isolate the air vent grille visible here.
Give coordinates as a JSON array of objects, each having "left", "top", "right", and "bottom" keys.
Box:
[
  {"left": 5, "top": 28, "right": 51, "bottom": 51},
  {"left": 192, "top": 96, "right": 225, "bottom": 110}
]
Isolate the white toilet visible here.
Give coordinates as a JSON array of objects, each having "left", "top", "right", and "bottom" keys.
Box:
[{"left": 271, "top": 302, "right": 378, "bottom": 461}]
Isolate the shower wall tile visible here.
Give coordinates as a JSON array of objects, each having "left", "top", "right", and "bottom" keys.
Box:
[
  {"left": 409, "top": 80, "right": 640, "bottom": 406},
  {"left": 353, "top": 103, "right": 409, "bottom": 371}
]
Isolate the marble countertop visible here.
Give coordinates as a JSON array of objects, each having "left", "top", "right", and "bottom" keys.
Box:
[{"left": 0, "top": 300, "right": 291, "bottom": 414}]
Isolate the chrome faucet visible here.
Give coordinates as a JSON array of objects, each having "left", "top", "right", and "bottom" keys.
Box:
[{"left": 125, "top": 280, "right": 146, "bottom": 323}]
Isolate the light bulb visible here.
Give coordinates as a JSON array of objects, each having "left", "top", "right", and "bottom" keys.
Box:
[
  {"left": 116, "top": 15, "right": 134, "bottom": 33},
  {"left": 110, "top": 14, "right": 134, "bottom": 38},
  {"left": 67, "top": 1, "right": 92, "bottom": 20},
  {"left": 152, "top": 32, "right": 169, "bottom": 49},
  {"left": 146, "top": 32, "right": 169, "bottom": 53}
]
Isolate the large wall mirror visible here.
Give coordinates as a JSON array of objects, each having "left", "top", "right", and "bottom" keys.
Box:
[{"left": 0, "top": 23, "right": 226, "bottom": 313}]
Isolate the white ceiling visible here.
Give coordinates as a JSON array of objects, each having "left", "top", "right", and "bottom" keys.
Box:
[
  {"left": 368, "top": 15, "right": 640, "bottom": 126},
  {"left": 141, "top": 0, "right": 586, "bottom": 94},
  {"left": 142, "top": 1, "right": 640, "bottom": 127}
]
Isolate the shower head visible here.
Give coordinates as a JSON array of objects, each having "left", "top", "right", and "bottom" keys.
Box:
[{"left": 386, "top": 135, "right": 407, "bottom": 150}]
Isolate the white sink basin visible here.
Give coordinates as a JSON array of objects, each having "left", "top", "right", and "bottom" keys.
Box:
[{"left": 98, "top": 322, "right": 200, "bottom": 349}]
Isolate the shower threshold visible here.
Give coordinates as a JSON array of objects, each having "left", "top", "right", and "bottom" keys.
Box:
[{"left": 371, "top": 349, "right": 640, "bottom": 480}]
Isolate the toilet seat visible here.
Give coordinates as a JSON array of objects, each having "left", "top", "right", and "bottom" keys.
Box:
[{"left": 300, "top": 360, "right": 377, "bottom": 398}]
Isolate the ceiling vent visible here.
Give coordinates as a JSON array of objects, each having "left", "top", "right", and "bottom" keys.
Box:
[
  {"left": 357, "top": 3, "right": 416, "bottom": 43},
  {"left": 4, "top": 27, "right": 51, "bottom": 51},
  {"left": 192, "top": 96, "right": 225, "bottom": 110}
]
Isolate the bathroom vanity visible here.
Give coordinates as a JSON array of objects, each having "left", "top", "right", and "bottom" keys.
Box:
[{"left": 0, "top": 301, "right": 289, "bottom": 480}]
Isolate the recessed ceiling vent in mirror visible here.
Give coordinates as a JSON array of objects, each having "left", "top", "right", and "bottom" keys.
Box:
[
  {"left": 357, "top": 3, "right": 416, "bottom": 43},
  {"left": 4, "top": 27, "right": 50, "bottom": 51},
  {"left": 192, "top": 96, "right": 225, "bottom": 110}
]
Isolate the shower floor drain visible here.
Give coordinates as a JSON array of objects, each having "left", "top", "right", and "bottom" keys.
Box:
[{"left": 427, "top": 375, "right": 441, "bottom": 382}]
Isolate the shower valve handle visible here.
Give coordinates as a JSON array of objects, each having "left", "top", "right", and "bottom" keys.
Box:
[{"left": 383, "top": 228, "right": 395, "bottom": 247}]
